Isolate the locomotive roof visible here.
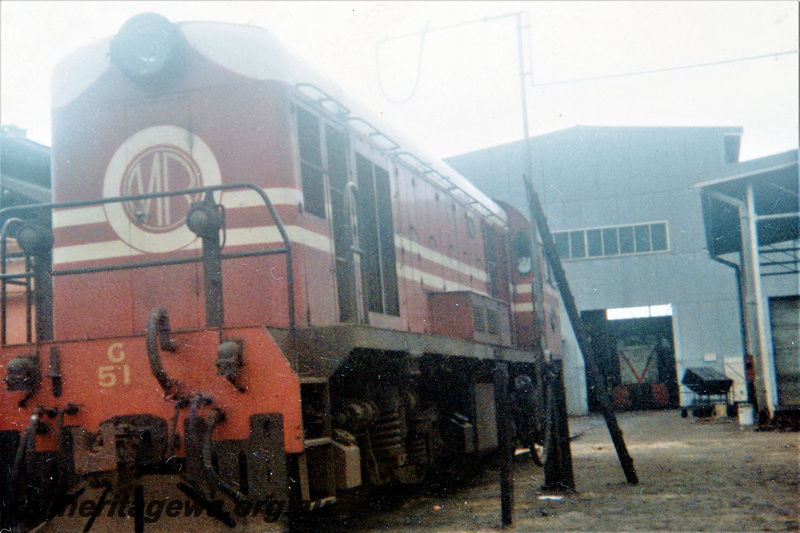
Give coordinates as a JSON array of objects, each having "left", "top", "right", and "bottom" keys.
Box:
[{"left": 52, "top": 17, "right": 507, "bottom": 226}]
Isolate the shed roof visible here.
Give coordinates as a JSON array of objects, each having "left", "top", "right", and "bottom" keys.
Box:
[
  {"left": 694, "top": 150, "right": 799, "bottom": 274},
  {"left": 0, "top": 127, "right": 52, "bottom": 212}
]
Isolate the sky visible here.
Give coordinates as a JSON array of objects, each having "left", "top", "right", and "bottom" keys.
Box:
[{"left": 1, "top": 1, "right": 798, "bottom": 162}]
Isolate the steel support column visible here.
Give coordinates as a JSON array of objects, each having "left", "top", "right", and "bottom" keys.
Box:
[{"left": 739, "top": 184, "right": 778, "bottom": 418}]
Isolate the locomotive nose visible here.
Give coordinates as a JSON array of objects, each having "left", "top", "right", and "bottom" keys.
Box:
[{"left": 110, "top": 12, "right": 185, "bottom": 82}]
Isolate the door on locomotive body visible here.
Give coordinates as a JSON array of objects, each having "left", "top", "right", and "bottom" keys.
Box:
[
  {"left": 353, "top": 150, "right": 400, "bottom": 324},
  {"left": 497, "top": 201, "right": 544, "bottom": 353},
  {"left": 294, "top": 103, "right": 365, "bottom": 323},
  {"left": 118, "top": 96, "right": 207, "bottom": 333},
  {"left": 482, "top": 219, "right": 511, "bottom": 303},
  {"left": 52, "top": 90, "right": 210, "bottom": 339}
]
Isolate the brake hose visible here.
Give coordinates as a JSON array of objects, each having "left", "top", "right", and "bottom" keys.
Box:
[
  {"left": 146, "top": 307, "right": 179, "bottom": 396},
  {"left": 203, "top": 407, "right": 246, "bottom": 502}
]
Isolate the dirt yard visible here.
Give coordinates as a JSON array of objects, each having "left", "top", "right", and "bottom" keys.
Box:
[
  {"left": 330, "top": 410, "right": 799, "bottom": 532},
  {"left": 35, "top": 409, "right": 798, "bottom": 532}
]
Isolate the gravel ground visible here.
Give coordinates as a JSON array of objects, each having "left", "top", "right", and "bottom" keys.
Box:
[
  {"left": 331, "top": 409, "right": 799, "bottom": 532},
  {"left": 36, "top": 409, "right": 799, "bottom": 532}
]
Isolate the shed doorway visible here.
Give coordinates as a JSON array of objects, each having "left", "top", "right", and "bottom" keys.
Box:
[
  {"left": 582, "top": 306, "right": 679, "bottom": 412},
  {"left": 769, "top": 295, "right": 800, "bottom": 408}
]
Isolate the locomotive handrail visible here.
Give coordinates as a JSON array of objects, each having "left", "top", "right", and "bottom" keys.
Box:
[
  {"left": 396, "top": 151, "right": 455, "bottom": 188},
  {"left": 0, "top": 218, "right": 33, "bottom": 344},
  {"left": 0, "top": 182, "right": 296, "bottom": 334},
  {"left": 345, "top": 182, "right": 364, "bottom": 256}
]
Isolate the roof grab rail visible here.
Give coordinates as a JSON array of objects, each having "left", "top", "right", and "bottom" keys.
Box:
[
  {"left": 394, "top": 152, "right": 451, "bottom": 185},
  {"left": 396, "top": 151, "right": 472, "bottom": 201},
  {"left": 386, "top": 153, "right": 511, "bottom": 229},
  {"left": 346, "top": 117, "right": 400, "bottom": 151},
  {"left": 296, "top": 83, "right": 350, "bottom": 116},
  {"left": 395, "top": 151, "right": 432, "bottom": 173}
]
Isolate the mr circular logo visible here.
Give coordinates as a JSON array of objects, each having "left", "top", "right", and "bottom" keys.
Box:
[
  {"left": 103, "top": 126, "right": 221, "bottom": 253},
  {"left": 121, "top": 145, "right": 202, "bottom": 233}
]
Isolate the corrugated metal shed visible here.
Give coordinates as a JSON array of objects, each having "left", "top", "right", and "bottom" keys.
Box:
[{"left": 694, "top": 149, "right": 799, "bottom": 420}]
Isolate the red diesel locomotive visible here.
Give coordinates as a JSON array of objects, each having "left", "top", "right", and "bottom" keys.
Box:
[{"left": 0, "top": 13, "right": 562, "bottom": 529}]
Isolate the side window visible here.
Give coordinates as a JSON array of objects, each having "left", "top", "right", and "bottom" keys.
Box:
[
  {"left": 296, "top": 107, "right": 326, "bottom": 218},
  {"left": 356, "top": 154, "right": 399, "bottom": 316},
  {"left": 514, "top": 231, "right": 533, "bottom": 275}
]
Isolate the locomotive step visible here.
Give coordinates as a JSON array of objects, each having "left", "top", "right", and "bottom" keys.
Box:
[
  {"left": 303, "top": 437, "right": 333, "bottom": 448},
  {"left": 299, "top": 377, "right": 329, "bottom": 385}
]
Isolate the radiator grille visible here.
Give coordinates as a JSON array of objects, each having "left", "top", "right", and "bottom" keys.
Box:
[
  {"left": 486, "top": 308, "right": 499, "bottom": 335},
  {"left": 473, "top": 306, "right": 486, "bottom": 332}
]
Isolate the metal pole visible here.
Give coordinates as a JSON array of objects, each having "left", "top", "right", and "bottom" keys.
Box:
[
  {"left": 515, "top": 11, "right": 635, "bottom": 486},
  {"left": 378, "top": 11, "right": 535, "bottom": 182},
  {"left": 516, "top": 12, "right": 536, "bottom": 188}
]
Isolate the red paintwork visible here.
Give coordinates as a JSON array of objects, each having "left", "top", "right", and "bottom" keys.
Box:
[
  {"left": 0, "top": 326, "right": 303, "bottom": 453},
  {"left": 428, "top": 292, "right": 478, "bottom": 341},
  {"left": 499, "top": 201, "right": 563, "bottom": 356},
  {"left": 1, "top": 19, "right": 560, "bottom": 462}
]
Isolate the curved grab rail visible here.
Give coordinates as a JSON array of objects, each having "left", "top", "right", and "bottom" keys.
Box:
[{"left": 0, "top": 217, "right": 31, "bottom": 344}]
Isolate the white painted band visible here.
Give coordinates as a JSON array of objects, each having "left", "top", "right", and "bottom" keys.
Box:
[
  {"left": 53, "top": 206, "right": 107, "bottom": 229},
  {"left": 395, "top": 235, "right": 488, "bottom": 283},
  {"left": 52, "top": 224, "right": 332, "bottom": 266},
  {"left": 396, "top": 263, "right": 487, "bottom": 296}
]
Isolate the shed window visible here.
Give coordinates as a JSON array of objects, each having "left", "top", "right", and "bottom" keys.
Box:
[
  {"left": 650, "top": 223, "right": 668, "bottom": 251},
  {"left": 554, "top": 232, "right": 569, "bottom": 259},
  {"left": 587, "top": 229, "right": 603, "bottom": 257},
  {"left": 602, "top": 227, "right": 619, "bottom": 255},
  {"left": 618, "top": 226, "right": 635, "bottom": 254},
  {"left": 553, "top": 222, "right": 668, "bottom": 260},
  {"left": 569, "top": 230, "right": 586, "bottom": 258},
  {"left": 634, "top": 224, "right": 651, "bottom": 253}
]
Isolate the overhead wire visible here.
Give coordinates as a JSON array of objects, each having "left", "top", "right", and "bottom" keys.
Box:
[
  {"left": 531, "top": 50, "right": 799, "bottom": 87},
  {"left": 375, "top": 13, "right": 797, "bottom": 97},
  {"left": 376, "top": 20, "right": 431, "bottom": 104}
]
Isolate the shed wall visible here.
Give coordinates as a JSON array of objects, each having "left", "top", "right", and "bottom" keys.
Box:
[{"left": 446, "top": 126, "right": 744, "bottom": 414}]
